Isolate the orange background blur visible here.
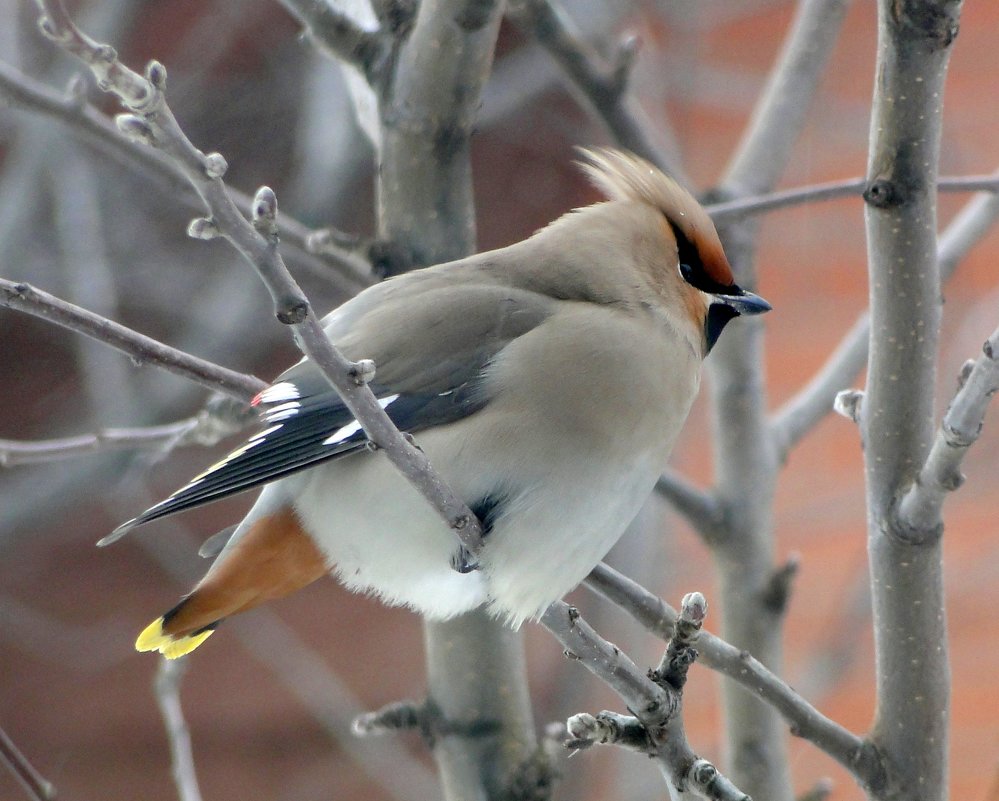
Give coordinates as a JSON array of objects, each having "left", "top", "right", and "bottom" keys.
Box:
[{"left": 2, "top": 2, "right": 997, "bottom": 800}]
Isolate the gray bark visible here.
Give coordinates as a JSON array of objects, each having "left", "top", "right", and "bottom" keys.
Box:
[{"left": 861, "top": 1, "right": 963, "bottom": 799}]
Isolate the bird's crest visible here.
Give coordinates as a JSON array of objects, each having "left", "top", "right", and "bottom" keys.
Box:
[{"left": 576, "top": 148, "right": 736, "bottom": 291}]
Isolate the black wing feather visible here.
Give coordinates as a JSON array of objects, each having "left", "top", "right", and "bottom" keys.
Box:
[{"left": 103, "top": 373, "right": 488, "bottom": 544}]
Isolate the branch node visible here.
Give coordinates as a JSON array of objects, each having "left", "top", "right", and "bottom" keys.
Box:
[
  {"left": 610, "top": 33, "right": 641, "bottom": 95},
  {"left": 203, "top": 151, "right": 229, "bottom": 180},
  {"left": 115, "top": 113, "right": 155, "bottom": 146},
  {"left": 187, "top": 216, "right": 221, "bottom": 240},
  {"left": 449, "top": 544, "right": 479, "bottom": 574},
  {"left": 687, "top": 758, "right": 751, "bottom": 801},
  {"left": 37, "top": 14, "right": 59, "bottom": 41},
  {"left": 352, "top": 700, "right": 425, "bottom": 737},
  {"left": 64, "top": 72, "right": 89, "bottom": 109},
  {"left": 834, "top": 388, "right": 864, "bottom": 423},
  {"left": 863, "top": 176, "right": 908, "bottom": 208},
  {"left": 957, "top": 358, "right": 976, "bottom": 389},
  {"left": 275, "top": 299, "right": 309, "bottom": 325},
  {"left": 760, "top": 554, "right": 801, "bottom": 616}
]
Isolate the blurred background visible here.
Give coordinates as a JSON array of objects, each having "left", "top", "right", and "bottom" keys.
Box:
[{"left": 1, "top": 1, "right": 997, "bottom": 799}]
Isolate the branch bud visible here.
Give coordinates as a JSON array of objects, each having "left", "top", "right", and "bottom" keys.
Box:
[
  {"left": 65, "top": 73, "right": 89, "bottom": 110},
  {"left": 834, "top": 388, "right": 864, "bottom": 424},
  {"left": 145, "top": 60, "right": 167, "bottom": 90},
  {"left": 187, "top": 217, "right": 221, "bottom": 240},
  {"left": 115, "top": 114, "right": 155, "bottom": 146},
  {"left": 203, "top": 152, "right": 228, "bottom": 179},
  {"left": 348, "top": 359, "right": 376, "bottom": 385},
  {"left": 252, "top": 186, "right": 279, "bottom": 238},
  {"left": 679, "top": 592, "right": 707, "bottom": 625}
]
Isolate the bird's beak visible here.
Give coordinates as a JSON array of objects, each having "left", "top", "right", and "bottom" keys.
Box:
[{"left": 713, "top": 289, "right": 772, "bottom": 316}]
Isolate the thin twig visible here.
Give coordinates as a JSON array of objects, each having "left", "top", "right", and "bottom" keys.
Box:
[
  {"left": 583, "top": 563, "right": 886, "bottom": 789},
  {"left": 506, "top": 0, "right": 684, "bottom": 179},
  {"left": 0, "top": 409, "right": 246, "bottom": 467},
  {"left": 706, "top": 173, "right": 999, "bottom": 222},
  {"left": 897, "top": 326, "right": 999, "bottom": 537},
  {"left": 0, "top": 58, "right": 372, "bottom": 291},
  {"left": 770, "top": 167, "right": 999, "bottom": 459},
  {"left": 154, "top": 660, "right": 203, "bottom": 801},
  {"left": 276, "top": 0, "right": 391, "bottom": 85},
  {"left": 32, "top": 0, "right": 486, "bottom": 560},
  {"left": 654, "top": 470, "right": 725, "bottom": 539},
  {"left": 0, "top": 726, "right": 56, "bottom": 801},
  {"left": 540, "top": 599, "right": 750, "bottom": 801},
  {"left": 0, "top": 278, "right": 265, "bottom": 402}
]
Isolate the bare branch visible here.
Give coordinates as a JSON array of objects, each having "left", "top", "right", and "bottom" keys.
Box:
[
  {"left": 938, "top": 170, "right": 999, "bottom": 276},
  {"left": 506, "top": 0, "right": 683, "bottom": 178},
  {"left": 276, "top": 0, "right": 391, "bottom": 84},
  {"left": 771, "top": 314, "right": 869, "bottom": 457},
  {"left": 583, "top": 563, "right": 886, "bottom": 790},
  {"left": 860, "top": 3, "right": 963, "bottom": 797},
  {"left": 706, "top": 173, "right": 999, "bottom": 223},
  {"left": 541, "top": 598, "right": 751, "bottom": 801},
  {"left": 0, "top": 278, "right": 266, "bottom": 401},
  {"left": 154, "top": 660, "right": 204, "bottom": 801},
  {"left": 33, "top": 0, "right": 486, "bottom": 559},
  {"left": 721, "top": 0, "right": 850, "bottom": 195},
  {"left": 541, "top": 601, "right": 671, "bottom": 716},
  {"left": 0, "top": 725, "right": 55, "bottom": 801},
  {"left": 0, "top": 58, "right": 372, "bottom": 291},
  {"left": 654, "top": 470, "right": 725, "bottom": 539},
  {"left": 897, "top": 327, "right": 999, "bottom": 536},
  {"left": 770, "top": 167, "right": 999, "bottom": 459},
  {"left": 0, "top": 414, "right": 239, "bottom": 467},
  {"left": 707, "top": 1, "right": 852, "bottom": 795}
]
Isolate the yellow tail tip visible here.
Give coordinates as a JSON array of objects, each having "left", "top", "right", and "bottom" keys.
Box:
[{"left": 135, "top": 617, "right": 214, "bottom": 659}]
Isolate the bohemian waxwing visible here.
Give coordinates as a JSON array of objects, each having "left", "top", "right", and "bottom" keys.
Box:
[{"left": 114, "top": 148, "right": 770, "bottom": 658}]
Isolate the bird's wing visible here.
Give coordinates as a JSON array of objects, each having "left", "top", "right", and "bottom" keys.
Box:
[{"left": 105, "top": 280, "right": 554, "bottom": 543}]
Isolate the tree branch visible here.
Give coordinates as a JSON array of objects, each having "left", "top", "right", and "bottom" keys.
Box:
[
  {"left": 33, "top": 0, "right": 486, "bottom": 561},
  {"left": 276, "top": 0, "right": 392, "bottom": 85},
  {"left": 0, "top": 414, "right": 239, "bottom": 467},
  {"left": 770, "top": 167, "right": 999, "bottom": 458},
  {"left": 706, "top": 1, "right": 852, "bottom": 797},
  {"left": 897, "top": 326, "right": 999, "bottom": 536},
  {"left": 541, "top": 598, "right": 751, "bottom": 801},
  {"left": 654, "top": 470, "right": 726, "bottom": 540},
  {"left": 861, "top": 2, "right": 963, "bottom": 798},
  {"left": 0, "top": 58, "right": 373, "bottom": 292},
  {"left": 0, "top": 278, "right": 266, "bottom": 402},
  {"left": 506, "top": 0, "right": 684, "bottom": 179},
  {"left": 583, "top": 564, "right": 886, "bottom": 789},
  {"left": 721, "top": 0, "right": 851, "bottom": 196},
  {"left": 154, "top": 660, "right": 204, "bottom": 801},
  {"left": 706, "top": 173, "right": 999, "bottom": 222},
  {"left": 0, "top": 725, "right": 55, "bottom": 801}
]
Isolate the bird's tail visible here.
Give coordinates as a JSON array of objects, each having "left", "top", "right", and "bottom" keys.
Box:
[
  {"left": 135, "top": 609, "right": 218, "bottom": 659},
  {"left": 133, "top": 505, "right": 329, "bottom": 659}
]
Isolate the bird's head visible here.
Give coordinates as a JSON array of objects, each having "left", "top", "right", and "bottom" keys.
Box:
[{"left": 577, "top": 148, "right": 771, "bottom": 354}]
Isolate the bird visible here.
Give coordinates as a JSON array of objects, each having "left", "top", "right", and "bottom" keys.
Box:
[{"left": 113, "top": 148, "right": 770, "bottom": 658}]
